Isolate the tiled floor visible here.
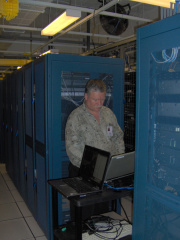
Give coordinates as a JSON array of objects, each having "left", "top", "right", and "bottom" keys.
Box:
[{"left": 0, "top": 164, "right": 47, "bottom": 240}]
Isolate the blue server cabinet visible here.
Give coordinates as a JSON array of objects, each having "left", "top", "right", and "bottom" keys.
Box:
[
  {"left": 0, "top": 80, "right": 4, "bottom": 163},
  {"left": 3, "top": 79, "right": 9, "bottom": 167},
  {"left": 12, "top": 73, "right": 19, "bottom": 186},
  {"left": 5, "top": 75, "right": 14, "bottom": 179},
  {"left": 133, "top": 14, "right": 180, "bottom": 240},
  {"left": 40, "top": 54, "right": 124, "bottom": 239},
  {"left": 24, "top": 63, "right": 36, "bottom": 216},
  {"left": 16, "top": 70, "right": 26, "bottom": 199},
  {"left": 4, "top": 54, "right": 124, "bottom": 239},
  {"left": 33, "top": 58, "right": 48, "bottom": 233}
]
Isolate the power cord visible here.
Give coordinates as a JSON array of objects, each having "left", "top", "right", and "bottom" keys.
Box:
[{"left": 119, "top": 199, "right": 132, "bottom": 225}]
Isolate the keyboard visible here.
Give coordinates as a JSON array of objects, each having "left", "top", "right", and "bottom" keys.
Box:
[
  {"left": 82, "top": 220, "right": 132, "bottom": 240},
  {"left": 63, "top": 178, "right": 93, "bottom": 193}
]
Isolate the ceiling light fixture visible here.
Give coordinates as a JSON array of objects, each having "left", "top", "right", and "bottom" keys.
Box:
[
  {"left": 130, "top": 0, "right": 175, "bottom": 8},
  {"left": 41, "top": 9, "right": 81, "bottom": 36},
  {"left": 39, "top": 49, "right": 59, "bottom": 57}
]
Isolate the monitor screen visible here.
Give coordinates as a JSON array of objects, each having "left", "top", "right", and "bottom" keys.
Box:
[{"left": 80, "top": 145, "right": 110, "bottom": 187}]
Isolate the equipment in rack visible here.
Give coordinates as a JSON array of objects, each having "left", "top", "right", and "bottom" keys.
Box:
[{"left": 123, "top": 72, "right": 136, "bottom": 153}]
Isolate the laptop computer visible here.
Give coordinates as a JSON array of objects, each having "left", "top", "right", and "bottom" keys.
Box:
[
  {"left": 58, "top": 145, "right": 110, "bottom": 198},
  {"left": 104, "top": 151, "right": 135, "bottom": 186}
]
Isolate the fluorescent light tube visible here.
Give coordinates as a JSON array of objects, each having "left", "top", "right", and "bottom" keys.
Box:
[
  {"left": 41, "top": 9, "right": 81, "bottom": 36},
  {"left": 39, "top": 49, "right": 59, "bottom": 57},
  {"left": 130, "top": 0, "right": 175, "bottom": 8}
]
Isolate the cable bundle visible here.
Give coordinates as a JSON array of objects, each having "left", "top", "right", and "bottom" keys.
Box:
[
  {"left": 84, "top": 215, "right": 129, "bottom": 239},
  {"left": 151, "top": 47, "right": 179, "bottom": 64}
]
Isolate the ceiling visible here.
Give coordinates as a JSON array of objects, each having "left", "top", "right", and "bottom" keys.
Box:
[{"left": 0, "top": 0, "right": 164, "bottom": 78}]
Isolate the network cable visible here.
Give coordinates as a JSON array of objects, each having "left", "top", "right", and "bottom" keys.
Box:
[
  {"left": 151, "top": 47, "right": 179, "bottom": 64},
  {"left": 104, "top": 183, "right": 134, "bottom": 190}
]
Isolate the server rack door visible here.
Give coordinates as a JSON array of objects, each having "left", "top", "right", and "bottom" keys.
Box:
[
  {"left": 48, "top": 55, "right": 124, "bottom": 179},
  {"left": 34, "top": 59, "right": 48, "bottom": 236},
  {"left": 47, "top": 55, "right": 124, "bottom": 235},
  {"left": 4, "top": 78, "right": 9, "bottom": 168},
  {"left": 16, "top": 70, "right": 26, "bottom": 198},
  {"left": 6, "top": 75, "right": 13, "bottom": 178},
  {"left": 0, "top": 81, "right": 3, "bottom": 163},
  {"left": 133, "top": 14, "right": 180, "bottom": 240},
  {"left": 36, "top": 152, "right": 47, "bottom": 235},
  {"left": 12, "top": 73, "right": 19, "bottom": 185},
  {"left": 24, "top": 64, "right": 35, "bottom": 214}
]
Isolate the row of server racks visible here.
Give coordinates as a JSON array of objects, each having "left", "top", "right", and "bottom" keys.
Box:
[{"left": 0, "top": 54, "right": 125, "bottom": 239}]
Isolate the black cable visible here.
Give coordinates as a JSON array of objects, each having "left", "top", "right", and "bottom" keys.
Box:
[
  {"left": 84, "top": 215, "right": 126, "bottom": 240},
  {"left": 119, "top": 199, "right": 132, "bottom": 225}
]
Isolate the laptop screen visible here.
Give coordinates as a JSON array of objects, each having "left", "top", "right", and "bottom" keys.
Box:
[
  {"left": 105, "top": 151, "right": 135, "bottom": 181},
  {"left": 79, "top": 145, "right": 110, "bottom": 189}
]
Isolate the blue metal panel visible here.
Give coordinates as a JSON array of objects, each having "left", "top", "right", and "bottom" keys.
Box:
[
  {"left": 0, "top": 81, "right": 4, "bottom": 163},
  {"left": 24, "top": 65, "right": 33, "bottom": 137},
  {"left": 36, "top": 153, "right": 47, "bottom": 236},
  {"left": 34, "top": 58, "right": 47, "bottom": 236},
  {"left": 133, "top": 14, "right": 180, "bottom": 240},
  {"left": 11, "top": 73, "right": 19, "bottom": 185},
  {"left": 16, "top": 70, "right": 26, "bottom": 198},
  {"left": 24, "top": 64, "right": 35, "bottom": 213},
  {"left": 47, "top": 54, "right": 124, "bottom": 180},
  {"left": 6, "top": 75, "right": 13, "bottom": 179},
  {"left": 34, "top": 60, "right": 45, "bottom": 144},
  {"left": 4, "top": 77, "right": 9, "bottom": 169},
  {"left": 1, "top": 80, "right": 6, "bottom": 164},
  {"left": 26, "top": 145, "right": 35, "bottom": 214}
]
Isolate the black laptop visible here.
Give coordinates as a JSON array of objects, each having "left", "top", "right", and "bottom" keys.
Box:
[{"left": 58, "top": 145, "right": 110, "bottom": 198}]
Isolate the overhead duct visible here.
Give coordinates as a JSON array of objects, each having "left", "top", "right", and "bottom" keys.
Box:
[{"left": 0, "top": 0, "right": 19, "bottom": 21}]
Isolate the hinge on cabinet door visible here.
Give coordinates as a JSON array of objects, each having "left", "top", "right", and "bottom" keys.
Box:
[
  {"left": 25, "top": 159, "right": 27, "bottom": 167},
  {"left": 34, "top": 169, "right": 37, "bottom": 179},
  {"left": 24, "top": 159, "right": 27, "bottom": 180},
  {"left": 32, "top": 97, "right": 35, "bottom": 104},
  {"left": 34, "top": 169, "right": 37, "bottom": 190}
]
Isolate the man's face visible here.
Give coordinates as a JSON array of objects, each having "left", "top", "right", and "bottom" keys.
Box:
[{"left": 84, "top": 91, "right": 106, "bottom": 113}]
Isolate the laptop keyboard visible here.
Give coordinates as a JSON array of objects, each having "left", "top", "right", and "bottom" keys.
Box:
[{"left": 63, "top": 178, "right": 93, "bottom": 193}]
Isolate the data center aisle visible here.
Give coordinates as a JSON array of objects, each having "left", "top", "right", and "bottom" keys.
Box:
[{"left": 0, "top": 164, "right": 47, "bottom": 240}]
